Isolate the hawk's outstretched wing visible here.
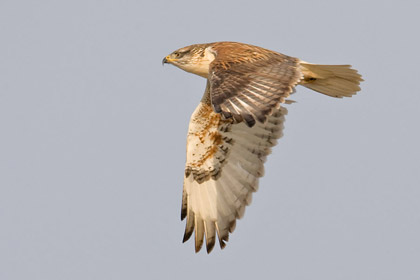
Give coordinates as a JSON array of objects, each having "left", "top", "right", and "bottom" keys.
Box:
[
  {"left": 182, "top": 86, "right": 288, "bottom": 253},
  {"left": 208, "top": 43, "right": 302, "bottom": 127}
]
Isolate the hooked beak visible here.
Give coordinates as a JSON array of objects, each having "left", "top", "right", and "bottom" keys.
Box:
[{"left": 162, "top": 55, "right": 178, "bottom": 65}]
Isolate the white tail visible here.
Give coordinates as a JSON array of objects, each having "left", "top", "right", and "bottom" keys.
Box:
[{"left": 299, "top": 62, "right": 363, "bottom": 98}]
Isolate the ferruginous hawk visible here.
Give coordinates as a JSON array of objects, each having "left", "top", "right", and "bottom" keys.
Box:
[{"left": 162, "top": 41, "right": 363, "bottom": 253}]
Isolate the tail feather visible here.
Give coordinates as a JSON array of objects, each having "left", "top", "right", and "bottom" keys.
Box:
[{"left": 299, "top": 62, "right": 363, "bottom": 98}]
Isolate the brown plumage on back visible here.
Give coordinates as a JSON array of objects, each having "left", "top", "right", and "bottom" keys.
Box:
[
  {"left": 163, "top": 41, "right": 363, "bottom": 253},
  {"left": 208, "top": 42, "right": 302, "bottom": 126}
]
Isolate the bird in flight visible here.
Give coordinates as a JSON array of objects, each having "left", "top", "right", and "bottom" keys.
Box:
[{"left": 162, "top": 41, "right": 363, "bottom": 253}]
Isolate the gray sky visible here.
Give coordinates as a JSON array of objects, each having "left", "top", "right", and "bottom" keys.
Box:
[{"left": 1, "top": 0, "right": 419, "bottom": 279}]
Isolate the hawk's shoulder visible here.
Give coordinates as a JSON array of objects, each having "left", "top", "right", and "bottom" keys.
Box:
[{"left": 206, "top": 42, "right": 302, "bottom": 126}]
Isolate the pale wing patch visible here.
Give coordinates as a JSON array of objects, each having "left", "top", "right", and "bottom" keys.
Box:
[{"left": 182, "top": 101, "right": 288, "bottom": 253}]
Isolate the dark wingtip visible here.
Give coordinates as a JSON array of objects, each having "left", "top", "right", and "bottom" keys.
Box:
[
  {"left": 195, "top": 241, "right": 204, "bottom": 253},
  {"left": 217, "top": 233, "right": 229, "bottom": 250},
  {"left": 183, "top": 230, "right": 193, "bottom": 243},
  {"left": 206, "top": 239, "right": 216, "bottom": 254},
  {"left": 219, "top": 238, "right": 227, "bottom": 249}
]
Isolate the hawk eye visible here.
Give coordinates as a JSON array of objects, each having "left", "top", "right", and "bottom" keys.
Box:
[{"left": 173, "top": 51, "right": 189, "bottom": 58}]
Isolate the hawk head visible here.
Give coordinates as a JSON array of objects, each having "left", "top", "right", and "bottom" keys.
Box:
[{"left": 162, "top": 44, "right": 215, "bottom": 78}]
